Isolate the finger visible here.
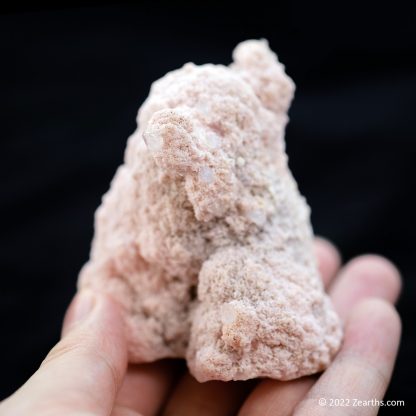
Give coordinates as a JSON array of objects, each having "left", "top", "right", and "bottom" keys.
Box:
[
  {"left": 238, "top": 254, "right": 401, "bottom": 416},
  {"left": 238, "top": 377, "right": 316, "bottom": 416},
  {"left": 294, "top": 298, "right": 401, "bottom": 415},
  {"left": 115, "top": 360, "right": 180, "bottom": 416},
  {"left": 69, "top": 293, "right": 179, "bottom": 416},
  {"left": 329, "top": 255, "right": 401, "bottom": 321},
  {"left": 162, "top": 372, "right": 255, "bottom": 416},
  {"left": 313, "top": 237, "right": 342, "bottom": 288},
  {"left": 0, "top": 291, "right": 127, "bottom": 416}
]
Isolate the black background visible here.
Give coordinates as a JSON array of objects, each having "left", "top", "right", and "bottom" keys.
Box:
[{"left": 1, "top": 3, "right": 415, "bottom": 414}]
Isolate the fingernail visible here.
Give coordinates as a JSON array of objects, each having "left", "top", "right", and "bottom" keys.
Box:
[{"left": 71, "top": 290, "right": 96, "bottom": 325}]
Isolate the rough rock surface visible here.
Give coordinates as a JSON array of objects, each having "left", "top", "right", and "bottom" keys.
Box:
[{"left": 78, "top": 39, "right": 343, "bottom": 382}]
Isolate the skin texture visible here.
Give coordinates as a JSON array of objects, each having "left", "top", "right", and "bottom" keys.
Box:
[
  {"left": 0, "top": 238, "right": 402, "bottom": 416},
  {"left": 78, "top": 40, "right": 342, "bottom": 381}
]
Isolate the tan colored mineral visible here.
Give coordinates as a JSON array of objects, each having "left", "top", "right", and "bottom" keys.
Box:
[{"left": 78, "top": 39, "right": 343, "bottom": 382}]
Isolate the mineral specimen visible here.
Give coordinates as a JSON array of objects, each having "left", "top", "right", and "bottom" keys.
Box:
[{"left": 78, "top": 39, "right": 343, "bottom": 382}]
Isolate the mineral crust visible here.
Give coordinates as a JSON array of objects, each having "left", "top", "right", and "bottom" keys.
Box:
[{"left": 78, "top": 39, "right": 343, "bottom": 382}]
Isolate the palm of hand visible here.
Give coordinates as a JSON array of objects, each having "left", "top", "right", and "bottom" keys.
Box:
[{"left": 0, "top": 238, "right": 401, "bottom": 416}]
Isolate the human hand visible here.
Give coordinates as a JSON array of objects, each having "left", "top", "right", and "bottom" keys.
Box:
[{"left": 0, "top": 238, "right": 401, "bottom": 416}]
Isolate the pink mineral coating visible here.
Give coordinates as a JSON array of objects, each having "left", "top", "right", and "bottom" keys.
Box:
[{"left": 78, "top": 39, "right": 343, "bottom": 382}]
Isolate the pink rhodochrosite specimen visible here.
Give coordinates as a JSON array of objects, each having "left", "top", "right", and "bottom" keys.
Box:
[{"left": 78, "top": 39, "right": 343, "bottom": 382}]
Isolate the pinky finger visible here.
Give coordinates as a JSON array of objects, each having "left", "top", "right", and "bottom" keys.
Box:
[{"left": 294, "top": 298, "right": 401, "bottom": 416}]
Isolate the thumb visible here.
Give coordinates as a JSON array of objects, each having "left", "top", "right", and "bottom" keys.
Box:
[{"left": 0, "top": 291, "right": 128, "bottom": 416}]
